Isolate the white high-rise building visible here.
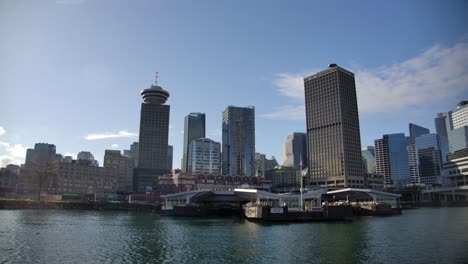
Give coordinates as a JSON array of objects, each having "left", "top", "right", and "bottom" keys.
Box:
[{"left": 188, "top": 138, "right": 221, "bottom": 174}]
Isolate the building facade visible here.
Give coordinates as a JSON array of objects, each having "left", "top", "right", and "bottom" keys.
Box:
[
  {"left": 265, "top": 166, "right": 300, "bottom": 193},
  {"left": 222, "top": 106, "right": 255, "bottom": 176},
  {"left": 415, "top": 134, "right": 442, "bottom": 186},
  {"left": 408, "top": 123, "right": 430, "bottom": 184},
  {"left": 182, "top": 113, "right": 206, "bottom": 172},
  {"left": 375, "top": 134, "right": 410, "bottom": 186},
  {"left": 124, "top": 142, "right": 139, "bottom": 167},
  {"left": 282, "top": 132, "right": 307, "bottom": 170},
  {"left": 187, "top": 138, "right": 221, "bottom": 174},
  {"left": 375, "top": 138, "right": 391, "bottom": 186},
  {"left": 135, "top": 81, "right": 171, "bottom": 193},
  {"left": 444, "top": 148, "right": 468, "bottom": 186},
  {"left": 104, "top": 150, "right": 134, "bottom": 193},
  {"left": 304, "top": 64, "right": 364, "bottom": 188}
]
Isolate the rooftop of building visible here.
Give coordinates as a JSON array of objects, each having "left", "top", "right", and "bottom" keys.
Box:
[{"left": 304, "top": 64, "right": 354, "bottom": 81}]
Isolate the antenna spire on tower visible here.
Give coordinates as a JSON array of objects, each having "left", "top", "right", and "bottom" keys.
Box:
[{"left": 155, "top": 72, "right": 159, "bottom": 85}]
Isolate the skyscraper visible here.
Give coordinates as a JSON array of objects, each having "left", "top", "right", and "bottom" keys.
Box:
[
  {"left": 374, "top": 133, "right": 410, "bottom": 186},
  {"left": 408, "top": 123, "right": 430, "bottom": 184},
  {"left": 222, "top": 106, "right": 255, "bottom": 176},
  {"left": 304, "top": 64, "right": 364, "bottom": 188},
  {"left": 447, "top": 101, "right": 468, "bottom": 152},
  {"left": 182, "top": 113, "right": 206, "bottom": 172},
  {"left": 134, "top": 80, "right": 171, "bottom": 193},
  {"left": 282, "top": 132, "right": 307, "bottom": 170},
  {"left": 434, "top": 112, "right": 450, "bottom": 162}
]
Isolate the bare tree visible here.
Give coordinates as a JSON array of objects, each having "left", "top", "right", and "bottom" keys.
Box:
[{"left": 29, "top": 160, "right": 58, "bottom": 201}]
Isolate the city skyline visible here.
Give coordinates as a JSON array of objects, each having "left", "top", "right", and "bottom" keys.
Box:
[{"left": 1, "top": 1, "right": 468, "bottom": 168}]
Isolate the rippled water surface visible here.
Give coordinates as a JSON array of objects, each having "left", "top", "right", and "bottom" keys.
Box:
[{"left": 1, "top": 208, "right": 468, "bottom": 264}]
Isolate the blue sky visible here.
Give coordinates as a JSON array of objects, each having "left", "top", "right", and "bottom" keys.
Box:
[{"left": 1, "top": 0, "right": 468, "bottom": 167}]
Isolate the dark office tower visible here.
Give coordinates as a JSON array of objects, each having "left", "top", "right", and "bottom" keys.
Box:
[
  {"left": 222, "top": 106, "right": 255, "bottom": 176},
  {"left": 304, "top": 64, "right": 364, "bottom": 188},
  {"left": 408, "top": 123, "right": 430, "bottom": 184},
  {"left": 134, "top": 80, "right": 170, "bottom": 193},
  {"left": 374, "top": 138, "right": 391, "bottom": 185},
  {"left": 181, "top": 113, "right": 206, "bottom": 172}
]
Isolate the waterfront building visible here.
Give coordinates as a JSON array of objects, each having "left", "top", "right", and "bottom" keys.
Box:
[
  {"left": 448, "top": 127, "right": 468, "bottom": 153},
  {"left": 443, "top": 147, "right": 468, "bottom": 187},
  {"left": 182, "top": 113, "right": 206, "bottom": 172},
  {"left": 415, "top": 134, "right": 442, "bottom": 186},
  {"left": 254, "top": 153, "right": 266, "bottom": 177},
  {"left": 104, "top": 150, "right": 134, "bottom": 192},
  {"left": 222, "top": 106, "right": 255, "bottom": 176},
  {"left": 282, "top": 132, "right": 307, "bottom": 170},
  {"left": 265, "top": 156, "right": 279, "bottom": 172},
  {"left": 408, "top": 123, "right": 430, "bottom": 184},
  {"left": 375, "top": 133, "right": 410, "bottom": 186},
  {"left": 361, "top": 146, "right": 376, "bottom": 174},
  {"left": 364, "top": 173, "right": 384, "bottom": 191},
  {"left": 304, "top": 64, "right": 364, "bottom": 188},
  {"left": 134, "top": 79, "right": 171, "bottom": 193},
  {"left": 0, "top": 164, "right": 20, "bottom": 193},
  {"left": 55, "top": 160, "right": 118, "bottom": 194},
  {"left": 187, "top": 138, "right": 221, "bottom": 174},
  {"left": 265, "top": 166, "right": 300, "bottom": 193}
]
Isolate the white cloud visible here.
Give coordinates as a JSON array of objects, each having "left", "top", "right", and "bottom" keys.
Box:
[
  {"left": 0, "top": 141, "right": 28, "bottom": 167},
  {"left": 64, "top": 152, "right": 77, "bottom": 159},
  {"left": 265, "top": 41, "right": 468, "bottom": 120},
  {"left": 84, "top": 130, "right": 137, "bottom": 140},
  {"left": 0, "top": 126, "right": 5, "bottom": 137},
  {"left": 260, "top": 105, "right": 305, "bottom": 120},
  {"left": 355, "top": 42, "right": 468, "bottom": 113},
  {"left": 110, "top": 144, "right": 119, "bottom": 149},
  {"left": 180, "top": 130, "right": 184, "bottom": 134}
]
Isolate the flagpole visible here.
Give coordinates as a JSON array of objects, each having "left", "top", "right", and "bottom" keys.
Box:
[{"left": 299, "top": 155, "right": 303, "bottom": 212}]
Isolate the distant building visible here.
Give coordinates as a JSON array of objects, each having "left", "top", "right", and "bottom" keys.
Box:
[
  {"left": 364, "top": 173, "right": 384, "bottom": 191},
  {"left": 408, "top": 123, "right": 430, "bottom": 184},
  {"left": 77, "top": 151, "right": 99, "bottom": 167},
  {"left": 452, "top": 100, "right": 468, "bottom": 129},
  {"left": 443, "top": 147, "right": 468, "bottom": 186},
  {"left": 0, "top": 164, "right": 20, "bottom": 192},
  {"left": 265, "top": 166, "right": 300, "bottom": 193},
  {"left": 448, "top": 127, "right": 468, "bottom": 153},
  {"left": 255, "top": 153, "right": 279, "bottom": 177},
  {"left": 434, "top": 112, "right": 451, "bottom": 162},
  {"left": 182, "top": 113, "right": 206, "bottom": 172},
  {"left": 25, "top": 143, "right": 57, "bottom": 167},
  {"left": 282, "top": 132, "right": 307, "bottom": 170},
  {"left": 304, "top": 64, "right": 364, "bottom": 188},
  {"left": 375, "top": 133, "right": 410, "bottom": 186},
  {"left": 135, "top": 80, "right": 171, "bottom": 193},
  {"left": 104, "top": 150, "right": 134, "bottom": 193},
  {"left": 222, "top": 106, "right": 255, "bottom": 176},
  {"left": 187, "top": 138, "right": 221, "bottom": 174},
  {"left": 415, "top": 134, "right": 442, "bottom": 186},
  {"left": 124, "top": 142, "right": 139, "bottom": 167},
  {"left": 361, "top": 146, "right": 376, "bottom": 174}
]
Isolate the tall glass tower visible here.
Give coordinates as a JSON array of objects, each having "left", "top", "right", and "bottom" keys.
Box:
[
  {"left": 222, "top": 106, "right": 255, "bottom": 176},
  {"left": 182, "top": 113, "right": 206, "bottom": 172},
  {"left": 304, "top": 64, "right": 364, "bottom": 188},
  {"left": 134, "top": 80, "right": 170, "bottom": 193}
]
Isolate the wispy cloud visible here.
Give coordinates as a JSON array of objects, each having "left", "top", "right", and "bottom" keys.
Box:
[
  {"left": 264, "top": 41, "right": 468, "bottom": 119},
  {"left": 210, "top": 129, "right": 222, "bottom": 138},
  {"left": 0, "top": 141, "right": 28, "bottom": 167},
  {"left": 85, "top": 130, "right": 137, "bottom": 140},
  {"left": 0, "top": 126, "right": 5, "bottom": 137},
  {"left": 261, "top": 105, "right": 305, "bottom": 120},
  {"left": 110, "top": 144, "right": 119, "bottom": 149}
]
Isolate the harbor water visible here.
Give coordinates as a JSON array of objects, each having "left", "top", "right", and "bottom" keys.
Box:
[{"left": 1, "top": 207, "right": 467, "bottom": 264}]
